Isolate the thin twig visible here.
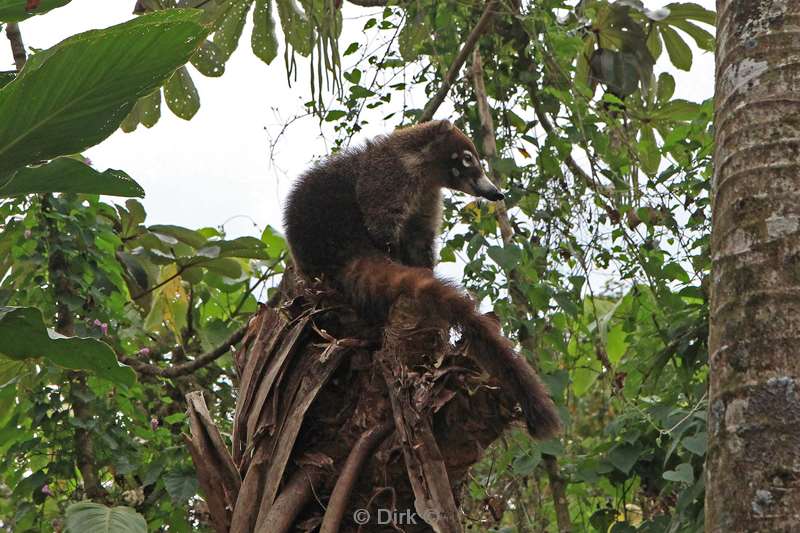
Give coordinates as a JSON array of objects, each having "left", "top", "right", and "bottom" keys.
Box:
[
  {"left": 5, "top": 22, "right": 26, "bottom": 71},
  {"left": 419, "top": 0, "right": 500, "bottom": 123},
  {"left": 118, "top": 323, "right": 248, "bottom": 378}
]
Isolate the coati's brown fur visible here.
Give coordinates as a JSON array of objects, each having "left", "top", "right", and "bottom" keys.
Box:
[{"left": 284, "top": 120, "right": 560, "bottom": 439}]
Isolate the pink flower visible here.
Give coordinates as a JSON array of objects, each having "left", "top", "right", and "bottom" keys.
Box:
[
  {"left": 150, "top": 418, "right": 159, "bottom": 431},
  {"left": 41, "top": 484, "right": 52, "bottom": 496},
  {"left": 93, "top": 319, "right": 108, "bottom": 336},
  {"left": 138, "top": 347, "right": 151, "bottom": 356}
]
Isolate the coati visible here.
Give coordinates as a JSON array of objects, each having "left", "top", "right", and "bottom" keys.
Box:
[{"left": 284, "top": 119, "right": 560, "bottom": 439}]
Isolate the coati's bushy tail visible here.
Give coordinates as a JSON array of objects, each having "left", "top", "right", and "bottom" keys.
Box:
[{"left": 340, "top": 256, "right": 561, "bottom": 439}]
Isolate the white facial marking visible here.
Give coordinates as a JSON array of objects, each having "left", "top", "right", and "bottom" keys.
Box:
[
  {"left": 452, "top": 168, "right": 460, "bottom": 177},
  {"left": 451, "top": 152, "right": 458, "bottom": 159}
]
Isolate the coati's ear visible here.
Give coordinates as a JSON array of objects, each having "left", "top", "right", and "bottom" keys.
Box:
[{"left": 436, "top": 119, "right": 453, "bottom": 133}]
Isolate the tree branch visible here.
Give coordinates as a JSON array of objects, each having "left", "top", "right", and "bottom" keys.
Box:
[
  {"left": 119, "top": 323, "right": 248, "bottom": 378},
  {"left": 320, "top": 420, "right": 394, "bottom": 533},
  {"left": 346, "top": 0, "right": 388, "bottom": 5},
  {"left": 5, "top": 22, "right": 26, "bottom": 71},
  {"left": 419, "top": 0, "right": 499, "bottom": 123},
  {"left": 471, "top": 48, "right": 514, "bottom": 244},
  {"left": 471, "top": 47, "right": 573, "bottom": 533}
]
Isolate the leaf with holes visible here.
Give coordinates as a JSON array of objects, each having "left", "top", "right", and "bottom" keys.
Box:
[
  {"left": 164, "top": 66, "right": 200, "bottom": 120},
  {"left": 252, "top": 0, "right": 278, "bottom": 64}
]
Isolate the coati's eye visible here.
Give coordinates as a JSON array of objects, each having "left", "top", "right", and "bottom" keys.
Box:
[{"left": 461, "top": 151, "right": 474, "bottom": 167}]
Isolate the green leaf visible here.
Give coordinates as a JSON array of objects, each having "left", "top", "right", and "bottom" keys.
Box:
[
  {"left": 343, "top": 42, "right": 358, "bottom": 56},
  {"left": 652, "top": 99, "right": 701, "bottom": 121},
  {"left": 638, "top": 126, "right": 660, "bottom": 176},
  {"left": 203, "top": 257, "right": 243, "bottom": 278},
  {"left": 343, "top": 68, "right": 361, "bottom": 84},
  {"left": 65, "top": 502, "right": 146, "bottom": 533},
  {"left": 217, "top": 236, "right": 269, "bottom": 259},
  {"left": 191, "top": 40, "right": 226, "bottom": 77},
  {"left": 682, "top": 431, "right": 707, "bottom": 456},
  {"left": 213, "top": 0, "right": 253, "bottom": 60},
  {"left": 350, "top": 85, "right": 375, "bottom": 99},
  {"left": 554, "top": 292, "right": 580, "bottom": 317},
  {"left": 324, "top": 109, "right": 347, "bottom": 122},
  {"left": 589, "top": 508, "right": 617, "bottom": 532},
  {"left": 148, "top": 225, "right": 207, "bottom": 249},
  {"left": 164, "top": 66, "right": 200, "bottom": 120},
  {"left": 512, "top": 451, "right": 541, "bottom": 475},
  {"left": 0, "top": 9, "right": 207, "bottom": 173},
  {"left": 252, "top": 0, "right": 279, "bottom": 65},
  {"left": 608, "top": 442, "right": 643, "bottom": 474},
  {"left": 398, "top": 10, "right": 429, "bottom": 61},
  {"left": 668, "top": 19, "right": 714, "bottom": 51},
  {"left": 276, "top": 0, "right": 313, "bottom": 56},
  {"left": 260, "top": 225, "right": 286, "bottom": 257},
  {"left": 0, "top": 70, "right": 15, "bottom": 89},
  {"left": 662, "top": 262, "right": 690, "bottom": 283},
  {"left": 120, "top": 89, "right": 162, "bottom": 132},
  {"left": 0, "top": 157, "right": 144, "bottom": 197},
  {"left": 665, "top": 2, "right": 715, "bottom": 25},
  {"left": 487, "top": 245, "right": 520, "bottom": 272},
  {"left": 0, "top": 307, "right": 135, "bottom": 387},
  {"left": 0, "top": 0, "right": 70, "bottom": 22},
  {"left": 648, "top": 31, "right": 665, "bottom": 63},
  {"left": 606, "top": 324, "right": 628, "bottom": 364},
  {"left": 663, "top": 462, "right": 694, "bottom": 484},
  {"left": 660, "top": 24, "right": 692, "bottom": 71},
  {"left": 656, "top": 72, "right": 675, "bottom": 103},
  {"left": 164, "top": 470, "right": 198, "bottom": 502}
]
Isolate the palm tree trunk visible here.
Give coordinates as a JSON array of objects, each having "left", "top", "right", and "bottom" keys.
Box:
[{"left": 707, "top": 1, "right": 800, "bottom": 530}]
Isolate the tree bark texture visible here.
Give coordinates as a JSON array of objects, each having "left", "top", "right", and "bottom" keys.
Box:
[
  {"left": 708, "top": 1, "right": 800, "bottom": 530},
  {"left": 186, "top": 270, "right": 525, "bottom": 532}
]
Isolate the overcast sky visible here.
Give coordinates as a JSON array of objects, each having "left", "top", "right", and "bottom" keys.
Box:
[{"left": 3, "top": 0, "right": 715, "bottom": 241}]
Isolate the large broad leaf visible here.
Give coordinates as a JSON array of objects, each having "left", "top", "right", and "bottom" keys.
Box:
[
  {"left": 65, "top": 502, "right": 146, "bottom": 533},
  {"left": 608, "top": 442, "right": 644, "bottom": 474},
  {"left": 0, "top": 9, "right": 207, "bottom": 173},
  {"left": 0, "top": 307, "right": 135, "bottom": 387},
  {"left": 0, "top": 0, "right": 70, "bottom": 22},
  {"left": 0, "top": 157, "right": 144, "bottom": 197}
]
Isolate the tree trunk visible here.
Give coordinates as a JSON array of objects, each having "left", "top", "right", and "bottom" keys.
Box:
[
  {"left": 186, "top": 270, "right": 528, "bottom": 532},
  {"left": 707, "top": 1, "right": 800, "bottom": 530}
]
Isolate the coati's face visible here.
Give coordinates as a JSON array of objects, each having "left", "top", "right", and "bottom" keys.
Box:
[{"left": 434, "top": 121, "right": 504, "bottom": 201}]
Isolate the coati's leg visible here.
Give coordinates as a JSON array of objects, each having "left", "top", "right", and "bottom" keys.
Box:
[{"left": 397, "top": 216, "right": 437, "bottom": 268}]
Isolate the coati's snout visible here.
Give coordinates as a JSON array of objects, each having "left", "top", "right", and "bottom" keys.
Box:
[
  {"left": 447, "top": 148, "right": 505, "bottom": 202},
  {"left": 471, "top": 174, "right": 504, "bottom": 201}
]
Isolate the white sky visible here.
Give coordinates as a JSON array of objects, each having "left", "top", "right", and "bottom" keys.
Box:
[{"left": 3, "top": 0, "right": 715, "bottom": 241}]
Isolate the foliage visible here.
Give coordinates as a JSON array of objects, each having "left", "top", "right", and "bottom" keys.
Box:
[
  {"left": 0, "top": 0, "right": 714, "bottom": 531},
  {"left": 65, "top": 502, "right": 147, "bottom": 533}
]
